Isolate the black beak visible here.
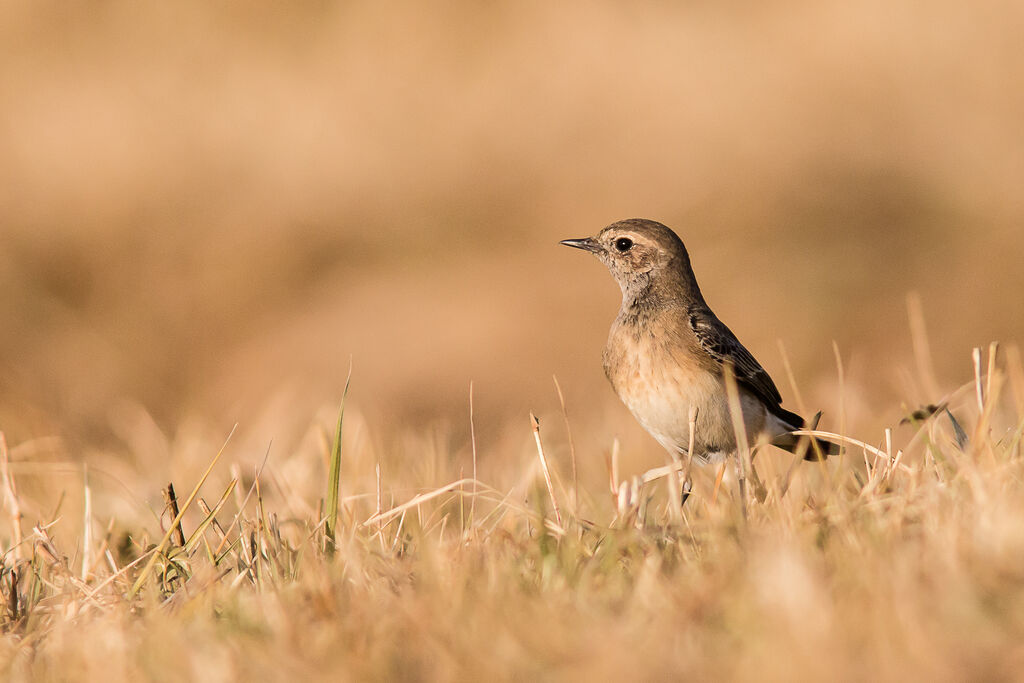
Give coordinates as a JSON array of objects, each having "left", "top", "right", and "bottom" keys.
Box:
[{"left": 559, "top": 237, "right": 602, "bottom": 253}]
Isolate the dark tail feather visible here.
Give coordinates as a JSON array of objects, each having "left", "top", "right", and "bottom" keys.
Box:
[{"left": 770, "top": 407, "right": 840, "bottom": 460}]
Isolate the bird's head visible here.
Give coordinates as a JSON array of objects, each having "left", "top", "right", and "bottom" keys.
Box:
[{"left": 560, "top": 218, "right": 698, "bottom": 301}]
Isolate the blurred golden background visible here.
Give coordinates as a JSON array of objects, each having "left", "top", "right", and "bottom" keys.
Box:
[{"left": 1, "top": 0, "right": 1022, "bottom": 464}]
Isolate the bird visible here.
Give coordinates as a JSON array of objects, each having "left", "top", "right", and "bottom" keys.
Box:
[{"left": 561, "top": 218, "right": 837, "bottom": 466}]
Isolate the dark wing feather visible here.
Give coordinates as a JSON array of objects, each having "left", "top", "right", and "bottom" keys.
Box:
[{"left": 688, "top": 305, "right": 783, "bottom": 407}]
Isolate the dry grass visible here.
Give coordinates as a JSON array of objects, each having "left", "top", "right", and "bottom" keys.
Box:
[{"left": 0, "top": 345, "right": 1023, "bottom": 681}]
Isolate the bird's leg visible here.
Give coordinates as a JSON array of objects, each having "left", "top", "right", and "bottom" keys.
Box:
[
  {"left": 732, "top": 449, "right": 748, "bottom": 521},
  {"left": 748, "top": 443, "right": 769, "bottom": 503},
  {"left": 680, "top": 476, "right": 693, "bottom": 507},
  {"left": 663, "top": 449, "right": 684, "bottom": 522}
]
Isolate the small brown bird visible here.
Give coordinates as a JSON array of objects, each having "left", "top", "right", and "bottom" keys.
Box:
[{"left": 561, "top": 218, "right": 836, "bottom": 465}]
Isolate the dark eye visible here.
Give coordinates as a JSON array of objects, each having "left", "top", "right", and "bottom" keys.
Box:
[{"left": 614, "top": 237, "right": 633, "bottom": 252}]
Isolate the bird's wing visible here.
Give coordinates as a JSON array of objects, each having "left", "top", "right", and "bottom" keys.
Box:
[{"left": 688, "top": 305, "right": 783, "bottom": 407}]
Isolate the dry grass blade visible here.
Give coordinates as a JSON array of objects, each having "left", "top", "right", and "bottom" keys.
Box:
[
  {"left": 469, "top": 381, "right": 478, "bottom": 526},
  {"left": 0, "top": 433, "right": 23, "bottom": 562},
  {"left": 974, "top": 347, "right": 985, "bottom": 412},
  {"left": 777, "top": 340, "right": 808, "bottom": 416},
  {"left": 530, "top": 413, "right": 563, "bottom": 527},
  {"left": 832, "top": 341, "right": 847, "bottom": 458},
  {"left": 552, "top": 375, "right": 579, "bottom": 513},
  {"left": 1007, "top": 344, "right": 1024, "bottom": 416},
  {"left": 986, "top": 342, "right": 999, "bottom": 403},
  {"left": 683, "top": 404, "right": 699, "bottom": 503},
  {"left": 790, "top": 429, "right": 907, "bottom": 468},
  {"left": 609, "top": 438, "right": 620, "bottom": 496},
  {"left": 183, "top": 479, "right": 239, "bottom": 555},
  {"left": 721, "top": 362, "right": 750, "bottom": 521},
  {"left": 907, "top": 292, "right": 942, "bottom": 398},
  {"left": 81, "top": 465, "right": 92, "bottom": 581},
  {"left": 363, "top": 478, "right": 495, "bottom": 527}
]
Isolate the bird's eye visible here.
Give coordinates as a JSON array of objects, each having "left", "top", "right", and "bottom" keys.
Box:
[{"left": 614, "top": 237, "right": 634, "bottom": 252}]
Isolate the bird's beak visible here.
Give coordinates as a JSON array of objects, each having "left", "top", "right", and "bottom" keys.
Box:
[{"left": 559, "top": 237, "right": 602, "bottom": 253}]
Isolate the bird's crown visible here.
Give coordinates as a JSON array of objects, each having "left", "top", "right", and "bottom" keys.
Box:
[{"left": 596, "top": 218, "right": 688, "bottom": 260}]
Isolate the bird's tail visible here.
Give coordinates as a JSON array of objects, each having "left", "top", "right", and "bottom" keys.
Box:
[{"left": 770, "top": 407, "right": 840, "bottom": 460}]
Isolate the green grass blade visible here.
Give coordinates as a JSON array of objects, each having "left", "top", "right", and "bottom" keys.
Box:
[{"left": 325, "top": 362, "right": 353, "bottom": 556}]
